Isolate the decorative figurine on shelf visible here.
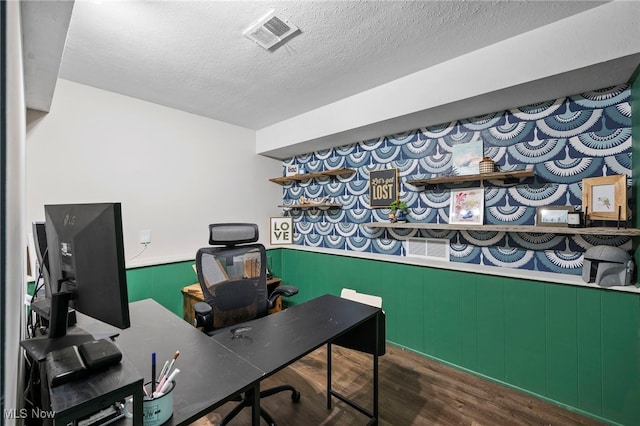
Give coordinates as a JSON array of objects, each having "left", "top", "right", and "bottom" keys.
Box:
[
  {"left": 479, "top": 156, "right": 495, "bottom": 174},
  {"left": 389, "top": 200, "right": 408, "bottom": 223}
]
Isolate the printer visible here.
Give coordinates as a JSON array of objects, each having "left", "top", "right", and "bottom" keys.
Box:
[{"left": 582, "top": 246, "right": 634, "bottom": 287}]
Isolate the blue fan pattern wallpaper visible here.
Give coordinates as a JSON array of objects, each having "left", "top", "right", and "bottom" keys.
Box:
[{"left": 280, "top": 84, "right": 632, "bottom": 275}]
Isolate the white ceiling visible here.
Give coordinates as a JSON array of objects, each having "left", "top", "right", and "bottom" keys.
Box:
[{"left": 21, "top": 1, "right": 640, "bottom": 158}]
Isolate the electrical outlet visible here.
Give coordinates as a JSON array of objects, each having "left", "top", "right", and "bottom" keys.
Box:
[{"left": 139, "top": 229, "right": 151, "bottom": 245}]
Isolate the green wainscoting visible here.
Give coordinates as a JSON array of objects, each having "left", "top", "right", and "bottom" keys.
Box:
[
  {"left": 126, "top": 260, "right": 197, "bottom": 318},
  {"left": 276, "top": 248, "right": 640, "bottom": 426},
  {"left": 123, "top": 249, "right": 640, "bottom": 425},
  {"left": 124, "top": 249, "right": 285, "bottom": 319}
]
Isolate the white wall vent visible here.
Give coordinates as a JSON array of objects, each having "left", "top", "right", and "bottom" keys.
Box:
[
  {"left": 243, "top": 10, "right": 300, "bottom": 50},
  {"left": 405, "top": 238, "right": 450, "bottom": 261}
]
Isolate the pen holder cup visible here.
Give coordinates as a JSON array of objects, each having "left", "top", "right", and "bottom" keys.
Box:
[{"left": 124, "top": 381, "right": 175, "bottom": 426}]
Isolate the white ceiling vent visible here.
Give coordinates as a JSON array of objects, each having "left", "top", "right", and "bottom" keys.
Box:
[{"left": 243, "top": 10, "right": 300, "bottom": 50}]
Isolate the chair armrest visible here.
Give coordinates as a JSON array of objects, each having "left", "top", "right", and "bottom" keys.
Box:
[
  {"left": 268, "top": 285, "right": 298, "bottom": 309},
  {"left": 193, "top": 302, "right": 213, "bottom": 331}
]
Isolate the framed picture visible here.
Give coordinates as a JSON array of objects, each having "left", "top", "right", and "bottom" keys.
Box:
[
  {"left": 582, "top": 175, "right": 627, "bottom": 221},
  {"left": 451, "top": 140, "right": 483, "bottom": 176},
  {"left": 285, "top": 164, "right": 299, "bottom": 177},
  {"left": 536, "top": 206, "right": 574, "bottom": 227},
  {"left": 270, "top": 217, "right": 293, "bottom": 245},
  {"left": 369, "top": 168, "right": 398, "bottom": 208},
  {"left": 449, "top": 188, "right": 484, "bottom": 225}
]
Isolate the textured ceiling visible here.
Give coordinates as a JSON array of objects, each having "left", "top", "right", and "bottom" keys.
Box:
[{"left": 56, "top": 0, "right": 609, "bottom": 131}]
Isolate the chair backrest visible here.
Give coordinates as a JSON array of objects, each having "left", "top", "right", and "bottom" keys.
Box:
[{"left": 196, "top": 224, "right": 268, "bottom": 330}]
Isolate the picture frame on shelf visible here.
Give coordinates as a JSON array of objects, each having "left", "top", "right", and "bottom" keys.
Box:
[
  {"left": 451, "top": 140, "right": 483, "bottom": 176},
  {"left": 285, "top": 164, "right": 299, "bottom": 177},
  {"left": 449, "top": 188, "right": 484, "bottom": 225},
  {"left": 582, "top": 175, "right": 627, "bottom": 221},
  {"left": 536, "top": 206, "right": 574, "bottom": 227}
]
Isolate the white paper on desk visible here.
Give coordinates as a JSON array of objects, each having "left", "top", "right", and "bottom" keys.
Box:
[{"left": 340, "top": 288, "right": 382, "bottom": 308}]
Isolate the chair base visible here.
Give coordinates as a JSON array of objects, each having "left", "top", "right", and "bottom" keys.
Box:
[{"left": 220, "top": 385, "right": 300, "bottom": 426}]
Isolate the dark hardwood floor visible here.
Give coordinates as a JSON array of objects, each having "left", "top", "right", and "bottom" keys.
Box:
[{"left": 190, "top": 344, "right": 604, "bottom": 425}]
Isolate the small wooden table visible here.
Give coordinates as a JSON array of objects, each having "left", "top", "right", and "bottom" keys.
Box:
[{"left": 182, "top": 278, "right": 283, "bottom": 325}]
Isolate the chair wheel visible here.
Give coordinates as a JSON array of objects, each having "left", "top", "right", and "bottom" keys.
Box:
[{"left": 291, "top": 390, "right": 301, "bottom": 403}]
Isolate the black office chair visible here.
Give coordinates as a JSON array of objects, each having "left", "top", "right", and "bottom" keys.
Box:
[{"left": 193, "top": 223, "right": 300, "bottom": 426}]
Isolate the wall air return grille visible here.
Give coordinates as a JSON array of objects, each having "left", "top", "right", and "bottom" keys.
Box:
[
  {"left": 406, "top": 238, "right": 450, "bottom": 261},
  {"left": 243, "top": 10, "right": 299, "bottom": 50}
]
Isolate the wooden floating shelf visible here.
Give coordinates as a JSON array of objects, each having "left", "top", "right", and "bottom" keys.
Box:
[
  {"left": 407, "top": 169, "right": 535, "bottom": 187},
  {"left": 278, "top": 203, "right": 342, "bottom": 209},
  {"left": 270, "top": 168, "right": 355, "bottom": 185},
  {"left": 363, "top": 222, "right": 640, "bottom": 236}
]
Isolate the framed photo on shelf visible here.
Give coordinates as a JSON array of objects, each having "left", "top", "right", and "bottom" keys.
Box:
[
  {"left": 285, "top": 165, "right": 299, "bottom": 177},
  {"left": 449, "top": 188, "right": 484, "bottom": 225},
  {"left": 451, "top": 140, "right": 483, "bottom": 176},
  {"left": 582, "top": 175, "right": 627, "bottom": 221},
  {"left": 536, "top": 206, "right": 574, "bottom": 227}
]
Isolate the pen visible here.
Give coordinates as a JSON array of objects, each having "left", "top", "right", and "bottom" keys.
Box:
[
  {"left": 155, "top": 368, "right": 180, "bottom": 397},
  {"left": 151, "top": 352, "right": 157, "bottom": 394},
  {"left": 157, "top": 360, "right": 169, "bottom": 381},
  {"left": 166, "top": 351, "right": 180, "bottom": 377},
  {"left": 157, "top": 351, "right": 180, "bottom": 391}
]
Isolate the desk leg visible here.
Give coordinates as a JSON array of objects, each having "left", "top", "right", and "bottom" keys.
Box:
[
  {"left": 326, "top": 313, "right": 381, "bottom": 425},
  {"left": 327, "top": 342, "right": 332, "bottom": 410},
  {"left": 133, "top": 386, "right": 144, "bottom": 424},
  {"left": 373, "top": 313, "right": 379, "bottom": 423},
  {"left": 249, "top": 384, "right": 260, "bottom": 426}
]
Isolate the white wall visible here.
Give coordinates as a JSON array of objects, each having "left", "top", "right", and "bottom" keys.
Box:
[
  {"left": 4, "top": 1, "right": 27, "bottom": 421},
  {"left": 26, "top": 79, "right": 283, "bottom": 268}
]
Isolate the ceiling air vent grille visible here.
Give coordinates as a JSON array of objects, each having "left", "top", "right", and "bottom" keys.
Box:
[
  {"left": 406, "top": 238, "right": 450, "bottom": 262},
  {"left": 243, "top": 10, "right": 299, "bottom": 50}
]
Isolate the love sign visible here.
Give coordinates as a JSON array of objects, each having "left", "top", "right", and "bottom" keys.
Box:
[{"left": 270, "top": 217, "right": 294, "bottom": 245}]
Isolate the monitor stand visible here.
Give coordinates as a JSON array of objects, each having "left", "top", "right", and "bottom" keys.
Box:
[
  {"left": 31, "top": 298, "right": 77, "bottom": 327},
  {"left": 20, "top": 328, "right": 94, "bottom": 363},
  {"left": 21, "top": 292, "right": 91, "bottom": 362}
]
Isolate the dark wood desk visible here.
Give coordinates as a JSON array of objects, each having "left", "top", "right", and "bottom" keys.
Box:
[
  {"left": 115, "top": 299, "right": 265, "bottom": 426},
  {"left": 127, "top": 295, "right": 383, "bottom": 425},
  {"left": 212, "top": 294, "right": 384, "bottom": 424},
  {"left": 28, "top": 295, "right": 383, "bottom": 426}
]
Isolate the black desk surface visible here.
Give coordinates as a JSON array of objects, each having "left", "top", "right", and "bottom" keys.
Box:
[
  {"left": 59, "top": 295, "right": 381, "bottom": 425},
  {"left": 47, "top": 356, "right": 143, "bottom": 424},
  {"left": 213, "top": 294, "right": 381, "bottom": 375},
  {"left": 114, "top": 299, "right": 264, "bottom": 426}
]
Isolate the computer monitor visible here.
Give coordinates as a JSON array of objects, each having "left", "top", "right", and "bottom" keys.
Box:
[
  {"left": 44, "top": 202, "right": 130, "bottom": 338},
  {"left": 32, "top": 221, "right": 51, "bottom": 297}
]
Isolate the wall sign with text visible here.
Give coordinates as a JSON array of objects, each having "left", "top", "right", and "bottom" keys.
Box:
[
  {"left": 369, "top": 168, "right": 398, "bottom": 208},
  {"left": 270, "top": 217, "right": 294, "bottom": 245}
]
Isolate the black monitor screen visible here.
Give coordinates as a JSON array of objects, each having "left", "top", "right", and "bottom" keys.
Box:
[
  {"left": 44, "top": 202, "right": 130, "bottom": 336},
  {"left": 32, "top": 221, "right": 51, "bottom": 297}
]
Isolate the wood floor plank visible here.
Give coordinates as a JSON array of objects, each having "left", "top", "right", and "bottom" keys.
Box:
[{"left": 190, "top": 344, "right": 604, "bottom": 425}]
